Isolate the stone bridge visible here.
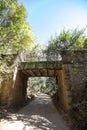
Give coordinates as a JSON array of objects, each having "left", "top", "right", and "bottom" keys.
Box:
[
  {"left": 11, "top": 60, "right": 70, "bottom": 110},
  {"left": 0, "top": 50, "right": 87, "bottom": 111},
  {"left": 18, "top": 61, "right": 62, "bottom": 76}
]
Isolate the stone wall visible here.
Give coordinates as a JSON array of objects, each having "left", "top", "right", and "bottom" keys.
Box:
[
  {"left": 0, "top": 72, "right": 28, "bottom": 106},
  {"left": 9, "top": 71, "right": 28, "bottom": 106},
  {"left": 0, "top": 54, "right": 25, "bottom": 106},
  {"left": 61, "top": 50, "right": 87, "bottom": 63},
  {"left": 0, "top": 78, "right": 13, "bottom": 105},
  {"left": 61, "top": 50, "right": 87, "bottom": 106},
  {"left": 57, "top": 70, "right": 71, "bottom": 111}
]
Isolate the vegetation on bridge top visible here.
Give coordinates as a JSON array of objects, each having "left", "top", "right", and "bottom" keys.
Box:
[{"left": 18, "top": 61, "right": 62, "bottom": 70}]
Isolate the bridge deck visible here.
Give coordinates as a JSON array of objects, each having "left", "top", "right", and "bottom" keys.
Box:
[{"left": 18, "top": 61, "right": 62, "bottom": 77}]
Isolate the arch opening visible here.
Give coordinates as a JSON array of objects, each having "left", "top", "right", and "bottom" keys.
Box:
[{"left": 27, "top": 77, "right": 58, "bottom": 98}]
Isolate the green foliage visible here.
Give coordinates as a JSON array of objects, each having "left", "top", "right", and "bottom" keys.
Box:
[
  {"left": 19, "top": 43, "right": 46, "bottom": 65},
  {"left": 45, "top": 77, "right": 58, "bottom": 96},
  {"left": 0, "top": 0, "right": 34, "bottom": 54},
  {"left": 27, "top": 77, "right": 58, "bottom": 96},
  {"left": 57, "top": 28, "right": 86, "bottom": 50},
  {"left": 0, "top": 0, "right": 35, "bottom": 83},
  {"left": 45, "top": 28, "right": 86, "bottom": 56},
  {"left": 27, "top": 77, "right": 46, "bottom": 94},
  {"left": 24, "top": 43, "right": 45, "bottom": 62}
]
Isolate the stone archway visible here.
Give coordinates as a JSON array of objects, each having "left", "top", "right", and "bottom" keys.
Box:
[{"left": 8, "top": 63, "right": 71, "bottom": 111}]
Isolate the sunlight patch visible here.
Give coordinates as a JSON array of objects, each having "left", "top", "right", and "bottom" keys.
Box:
[{"left": 0, "top": 121, "right": 24, "bottom": 130}]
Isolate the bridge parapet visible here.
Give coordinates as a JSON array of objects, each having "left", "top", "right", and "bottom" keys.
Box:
[
  {"left": 20, "top": 52, "right": 61, "bottom": 62},
  {"left": 18, "top": 61, "right": 62, "bottom": 70},
  {"left": 61, "top": 50, "right": 87, "bottom": 63}
]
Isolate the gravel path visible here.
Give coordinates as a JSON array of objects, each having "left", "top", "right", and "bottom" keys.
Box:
[{"left": 0, "top": 93, "right": 70, "bottom": 130}]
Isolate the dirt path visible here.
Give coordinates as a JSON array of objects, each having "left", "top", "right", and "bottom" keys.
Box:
[{"left": 0, "top": 93, "right": 70, "bottom": 130}]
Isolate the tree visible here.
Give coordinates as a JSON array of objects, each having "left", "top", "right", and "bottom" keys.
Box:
[
  {"left": 45, "top": 28, "right": 86, "bottom": 60},
  {"left": 0, "top": 0, "right": 35, "bottom": 83},
  {"left": 27, "top": 77, "right": 46, "bottom": 95},
  {"left": 45, "top": 77, "right": 58, "bottom": 96},
  {"left": 24, "top": 43, "right": 45, "bottom": 62},
  {"left": 0, "top": 0, "right": 34, "bottom": 54}
]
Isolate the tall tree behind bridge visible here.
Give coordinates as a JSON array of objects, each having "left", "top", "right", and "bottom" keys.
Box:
[
  {"left": 0, "top": 0, "right": 35, "bottom": 81},
  {"left": 0, "top": 0, "right": 34, "bottom": 54},
  {"left": 45, "top": 28, "right": 86, "bottom": 60}
]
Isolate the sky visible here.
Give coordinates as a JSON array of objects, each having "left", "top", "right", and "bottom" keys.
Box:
[{"left": 18, "top": 0, "right": 87, "bottom": 45}]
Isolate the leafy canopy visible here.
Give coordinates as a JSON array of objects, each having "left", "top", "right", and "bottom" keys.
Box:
[
  {"left": 0, "top": 0, "right": 35, "bottom": 81},
  {"left": 45, "top": 28, "right": 86, "bottom": 56},
  {"left": 0, "top": 0, "right": 34, "bottom": 54}
]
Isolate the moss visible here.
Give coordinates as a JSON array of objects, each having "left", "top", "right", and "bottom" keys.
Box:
[{"left": 19, "top": 61, "right": 62, "bottom": 69}]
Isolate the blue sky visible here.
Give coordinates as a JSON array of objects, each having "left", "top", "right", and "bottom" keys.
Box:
[{"left": 18, "top": 0, "right": 87, "bottom": 45}]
